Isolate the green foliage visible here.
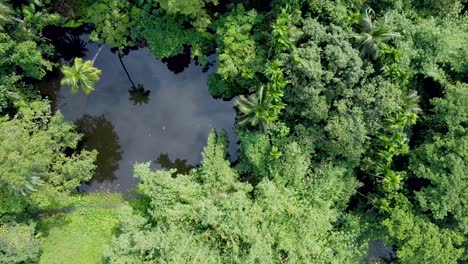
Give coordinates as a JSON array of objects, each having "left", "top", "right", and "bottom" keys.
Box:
[
  {"left": 263, "top": 60, "right": 287, "bottom": 118},
  {"left": 270, "top": 8, "right": 302, "bottom": 53},
  {"left": 0, "top": 1, "right": 467, "bottom": 263},
  {"left": 38, "top": 193, "right": 129, "bottom": 264},
  {"left": 369, "top": 91, "right": 422, "bottom": 193},
  {"left": 60, "top": 58, "right": 102, "bottom": 95},
  {"left": 281, "top": 17, "right": 375, "bottom": 167},
  {"left": 20, "top": 1, "right": 63, "bottom": 31},
  {"left": 0, "top": 0, "right": 13, "bottom": 30},
  {"left": 216, "top": 4, "right": 262, "bottom": 80},
  {"left": 283, "top": 18, "right": 365, "bottom": 122},
  {"left": 235, "top": 86, "right": 277, "bottom": 132},
  {"left": 0, "top": 101, "right": 96, "bottom": 214},
  {"left": 0, "top": 75, "right": 23, "bottom": 113},
  {"left": 107, "top": 130, "right": 365, "bottom": 263},
  {"left": 0, "top": 222, "right": 40, "bottom": 264},
  {"left": 142, "top": 12, "right": 211, "bottom": 59},
  {"left": 380, "top": 195, "right": 465, "bottom": 264},
  {"left": 207, "top": 74, "right": 244, "bottom": 99},
  {"left": 413, "top": 0, "right": 464, "bottom": 16},
  {"left": 354, "top": 8, "right": 400, "bottom": 60},
  {"left": 81, "top": 0, "right": 138, "bottom": 48},
  {"left": 153, "top": 0, "right": 218, "bottom": 31},
  {"left": 404, "top": 15, "right": 468, "bottom": 81},
  {"left": 410, "top": 82, "right": 468, "bottom": 232},
  {"left": 0, "top": 33, "right": 53, "bottom": 79}
]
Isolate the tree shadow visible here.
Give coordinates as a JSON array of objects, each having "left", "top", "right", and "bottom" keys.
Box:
[
  {"left": 34, "top": 68, "right": 63, "bottom": 111},
  {"left": 113, "top": 50, "right": 152, "bottom": 106},
  {"left": 161, "top": 45, "right": 191, "bottom": 74},
  {"left": 128, "top": 84, "right": 151, "bottom": 105},
  {"left": 75, "top": 115, "right": 123, "bottom": 183},
  {"left": 57, "top": 34, "right": 88, "bottom": 61},
  {"left": 154, "top": 153, "right": 193, "bottom": 176}
]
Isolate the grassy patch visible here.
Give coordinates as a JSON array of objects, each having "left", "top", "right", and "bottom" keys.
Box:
[{"left": 37, "top": 193, "right": 130, "bottom": 264}]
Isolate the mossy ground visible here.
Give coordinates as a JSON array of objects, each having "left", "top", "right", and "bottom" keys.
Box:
[{"left": 37, "top": 193, "right": 131, "bottom": 264}]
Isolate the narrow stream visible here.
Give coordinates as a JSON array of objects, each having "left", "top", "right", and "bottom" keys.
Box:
[{"left": 38, "top": 38, "right": 237, "bottom": 192}]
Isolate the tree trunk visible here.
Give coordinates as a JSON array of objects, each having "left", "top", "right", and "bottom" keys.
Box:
[{"left": 92, "top": 46, "right": 104, "bottom": 64}]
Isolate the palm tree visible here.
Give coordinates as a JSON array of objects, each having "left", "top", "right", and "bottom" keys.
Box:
[
  {"left": 60, "top": 44, "right": 103, "bottom": 95},
  {"left": 235, "top": 86, "right": 275, "bottom": 132},
  {"left": 355, "top": 8, "right": 400, "bottom": 60},
  {"left": 60, "top": 57, "right": 102, "bottom": 95}
]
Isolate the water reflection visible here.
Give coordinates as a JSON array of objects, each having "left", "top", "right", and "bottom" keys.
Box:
[
  {"left": 53, "top": 40, "right": 236, "bottom": 192},
  {"left": 128, "top": 85, "right": 151, "bottom": 105},
  {"left": 75, "top": 114, "right": 123, "bottom": 183},
  {"left": 58, "top": 34, "right": 88, "bottom": 61},
  {"left": 161, "top": 45, "right": 191, "bottom": 74},
  {"left": 155, "top": 153, "right": 194, "bottom": 176},
  {"left": 35, "top": 68, "right": 63, "bottom": 111}
]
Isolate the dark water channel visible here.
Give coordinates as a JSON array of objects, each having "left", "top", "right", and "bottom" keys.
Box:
[{"left": 39, "top": 38, "right": 237, "bottom": 192}]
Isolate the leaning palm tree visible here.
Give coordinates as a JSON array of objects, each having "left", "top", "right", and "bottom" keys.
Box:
[
  {"left": 60, "top": 57, "right": 102, "bottom": 95},
  {"left": 235, "top": 86, "right": 275, "bottom": 132},
  {"left": 355, "top": 8, "right": 400, "bottom": 60}
]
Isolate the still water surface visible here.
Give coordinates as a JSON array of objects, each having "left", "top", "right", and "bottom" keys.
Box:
[{"left": 48, "top": 41, "right": 236, "bottom": 192}]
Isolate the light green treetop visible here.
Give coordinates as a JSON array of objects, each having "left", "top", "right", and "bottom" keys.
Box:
[{"left": 60, "top": 58, "right": 102, "bottom": 95}]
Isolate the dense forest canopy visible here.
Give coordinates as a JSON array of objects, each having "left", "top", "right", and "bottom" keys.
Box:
[{"left": 0, "top": 0, "right": 467, "bottom": 263}]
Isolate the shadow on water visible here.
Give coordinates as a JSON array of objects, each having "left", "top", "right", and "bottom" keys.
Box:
[
  {"left": 115, "top": 49, "right": 152, "bottom": 106},
  {"left": 35, "top": 68, "right": 63, "bottom": 111},
  {"left": 57, "top": 34, "right": 88, "bottom": 61},
  {"left": 128, "top": 85, "right": 151, "bottom": 105},
  {"left": 155, "top": 153, "right": 194, "bottom": 176},
  {"left": 161, "top": 45, "right": 191, "bottom": 74},
  {"left": 75, "top": 115, "right": 123, "bottom": 184}
]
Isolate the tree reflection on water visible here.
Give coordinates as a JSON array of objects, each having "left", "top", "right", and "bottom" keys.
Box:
[
  {"left": 128, "top": 85, "right": 151, "bottom": 105},
  {"left": 155, "top": 153, "right": 193, "bottom": 176},
  {"left": 75, "top": 114, "right": 123, "bottom": 183}
]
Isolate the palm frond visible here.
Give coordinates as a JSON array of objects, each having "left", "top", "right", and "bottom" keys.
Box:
[{"left": 60, "top": 57, "right": 102, "bottom": 95}]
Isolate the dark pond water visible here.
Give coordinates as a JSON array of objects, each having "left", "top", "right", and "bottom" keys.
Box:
[{"left": 38, "top": 38, "right": 237, "bottom": 192}]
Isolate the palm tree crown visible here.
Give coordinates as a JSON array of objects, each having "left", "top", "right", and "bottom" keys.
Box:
[
  {"left": 235, "top": 86, "right": 275, "bottom": 132},
  {"left": 355, "top": 8, "right": 400, "bottom": 60},
  {"left": 61, "top": 58, "right": 102, "bottom": 95}
]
